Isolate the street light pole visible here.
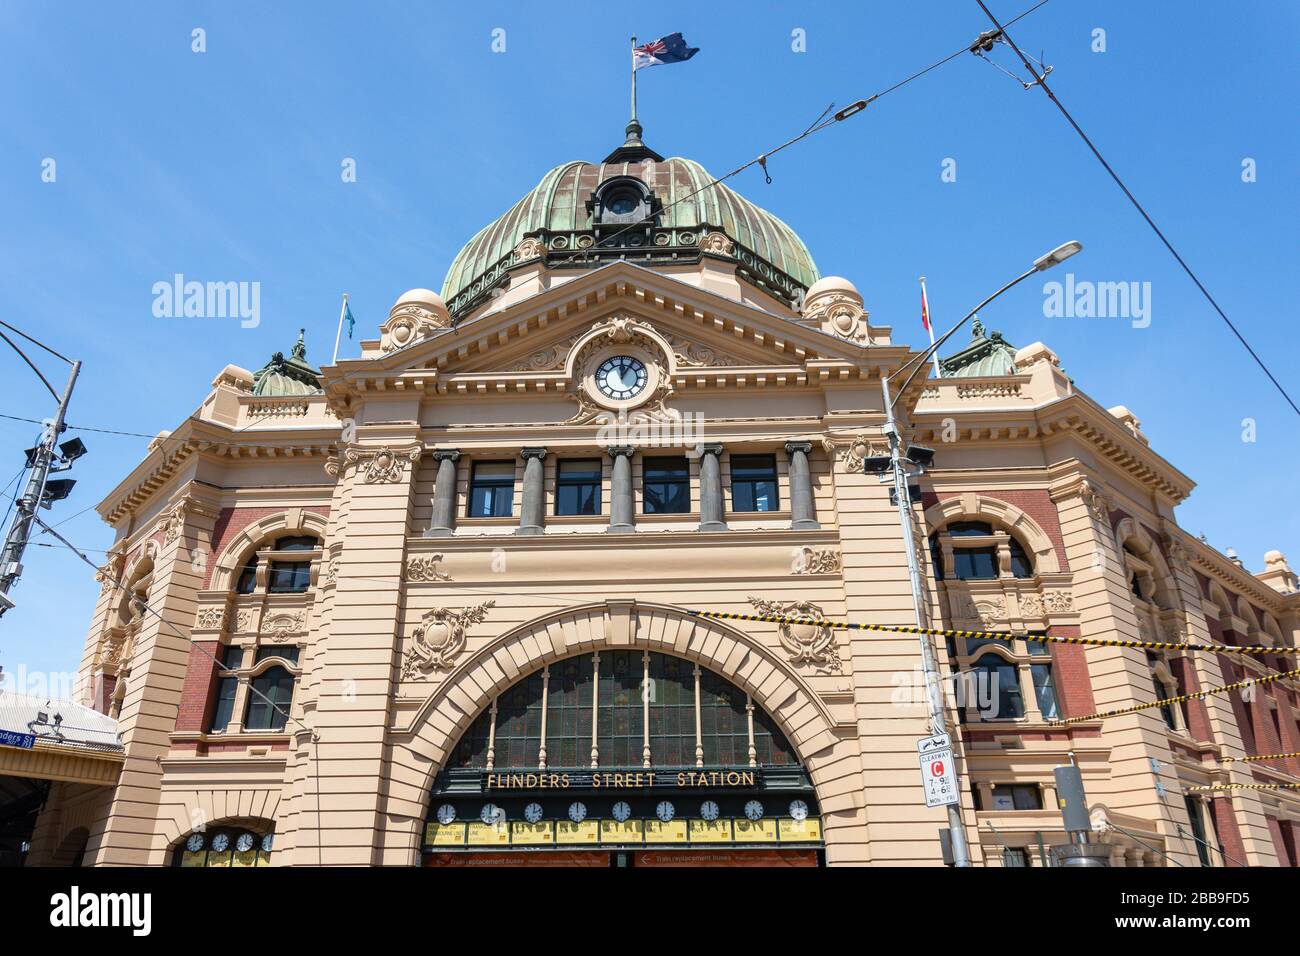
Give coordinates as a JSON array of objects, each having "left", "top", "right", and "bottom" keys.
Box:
[
  {"left": 0, "top": 359, "right": 81, "bottom": 608},
  {"left": 879, "top": 241, "right": 1082, "bottom": 868}
]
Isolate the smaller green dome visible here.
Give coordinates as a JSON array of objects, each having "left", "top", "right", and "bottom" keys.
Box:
[
  {"left": 252, "top": 330, "right": 322, "bottom": 396},
  {"left": 940, "top": 318, "right": 1019, "bottom": 377}
]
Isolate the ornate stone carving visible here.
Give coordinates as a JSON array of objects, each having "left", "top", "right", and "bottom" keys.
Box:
[
  {"left": 195, "top": 605, "right": 227, "bottom": 631},
  {"left": 699, "top": 231, "right": 734, "bottom": 256},
  {"left": 508, "top": 332, "right": 584, "bottom": 372},
  {"left": 664, "top": 334, "right": 738, "bottom": 368},
  {"left": 406, "top": 554, "right": 452, "bottom": 582},
  {"left": 401, "top": 601, "right": 495, "bottom": 678},
  {"left": 565, "top": 316, "right": 676, "bottom": 425},
  {"left": 513, "top": 236, "right": 546, "bottom": 262},
  {"left": 95, "top": 552, "right": 125, "bottom": 596},
  {"left": 263, "top": 611, "right": 305, "bottom": 642},
  {"left": 156, "top": 496, "right": 191, "bottom": 544},
  {"left": 343, "top": 445, "right": 422, "bottom": 483},
  {"left": 802, "top": 281, "right": 868, "bottom": 344},
  {"left": 381, "top": 301, "right": 452, "bottom": 353},
  {"left": 1019, "top": 591, "right": 1073, "bottom": 618},
  {"left": 322, "top": 558, "right": 338, "bottom": 586},
  {"left": 1079, "top": 477, "right": 1111, "bottom": 524},
  {"left": 235, "top": 608, "right": 260, "bottom": 633},
  {"left": 793, "top": 547, "right": 841, "bottom": 575},
  {"left": 820, "top": 434, "right": 889, "bottom": 474},
  {"left": 746, "top": 597, "right": 842, "bottom": 674}
]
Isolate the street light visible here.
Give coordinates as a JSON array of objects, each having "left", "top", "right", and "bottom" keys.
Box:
[{"left": 876, "top": 241, "right": 1082, "bottom": 869}]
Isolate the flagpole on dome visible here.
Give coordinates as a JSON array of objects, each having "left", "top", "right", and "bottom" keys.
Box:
[
  {"left": 630, "top": 35, "right": 637, "bottom": 131},
  {"left": 920, "top": 277, "right": 941, "bottom": 379}
]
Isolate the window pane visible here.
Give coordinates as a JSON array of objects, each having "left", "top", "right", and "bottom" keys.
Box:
[
  {"left": 948, "top": 522, "right": 993, "bottom": 537},
  {"left": 495, "top": 670, "right": 545, "bottom": 768},
  {"left": 468, "top": 461, "right": 515, "bottom": 518},
  {"left": 752, "top": 706, "right": 796, "bottom": 767},
  {"left": 647, "top": 654, "right": 695, "bottom": 766},
  {"left": 953, "top": 547, "right": 998, "bottom": 580},
  {"left": 1009, "top": 537, "right": 1034, "bottom": 578},
  {"left": 597, "top": 652, "right": 644, "bottom": 768},
  {"left": 556, "top": 460, "right": 602, "bottom": 516},
  {"left": 545, "top": 655, "right": 594, "bottom": 769},
  {"left": 268, "top": 561, "right": 311, "bottom": 593},
  {"left": 730, "top": 455, "right": 779, "bottom": 513},
  {"left": 976, "top": 659, "right": 1023, "bottom": 719},
  {"left": 1031, "top": 663, "right": 1059, "bottom": 721},
  {"left": 244, "top": 666, "right": 295, "bottom": 731},
  {"left": 236, "top": 556, "right": 258, "bottom": 594},
  {"left": 453, "top": 709, "right": 493, "bottom": 769},
  {"left": 255, "top": 645, "right": 299, "bottom": 665},
  {"left": 643, "top": 457, "right": 689, "bottom": 514},
  {"left": 208, "top": 677, "right": 238, "bottom": 732},
  {"left": 274, "top": 535, "right": 317, "bottom": 552},
  {"left": 699, "top": 670, "right": 748, "bottom": 765}
]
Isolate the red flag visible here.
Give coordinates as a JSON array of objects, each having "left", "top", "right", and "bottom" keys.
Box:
[{"left": 921, "top": 280, "right": 932, "bottom": 332}]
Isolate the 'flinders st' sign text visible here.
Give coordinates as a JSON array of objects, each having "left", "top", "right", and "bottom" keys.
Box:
[{"left": 484, "top": 769, "right": 761, "bottom": 791}]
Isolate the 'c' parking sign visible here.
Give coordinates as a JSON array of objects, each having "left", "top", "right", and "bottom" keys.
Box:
[{"left": 917, "top": 734, "right": 959, "bottom": 808}]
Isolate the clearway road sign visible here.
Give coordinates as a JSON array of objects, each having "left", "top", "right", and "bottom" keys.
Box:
[{"left": 917, "top": 733, "right": 959, "bottom": 808}]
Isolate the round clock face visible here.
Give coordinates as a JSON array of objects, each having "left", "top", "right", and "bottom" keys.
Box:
[
  {"left": 789, "top": 799, "right": 809, "bottom": 822},
  {"left": 481, "top": 803, "right": 505, "bottom": 826},
  {"left": 656, "top": 800, "right": 675, "bottom": 823},
  {"left": 612, "top": 801, "right": 632, "bottom": 822},
  {"left": 186, "top": 833, "right": 204, "bottom": 852},
  {"left": 236, "top": 833, "right": 255, "bottom": 853},
  {"left": 700, "top": 800, "right": 720, "bottom": 822},
  {"left": 524, "top": 802, "right": 544, "bottom": 824},
  {"left": 436, "top": 803, "right": 456, "bottom": 825},
  {"left": 744, "top": 800, "right": 764, "bottom": 822},
  {"left": 596, "top": 355, "right": 648, "bottom": 401},
  {"left": 568, "top": 801, "right": 588, "bottom": 823},
  {"left": 260, "top": 833, "right": 275, "bottom": 852},
  {"left": 211, "top": 833, "right": 229, "bottom": 853}
]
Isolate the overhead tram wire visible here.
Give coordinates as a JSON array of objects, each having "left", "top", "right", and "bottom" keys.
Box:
[
  {"left": 546, "top": 0, "right": 1056, "bottom": 272},
  {"left": 974, "top": 0, "right": 1300, "bottom": 419}
]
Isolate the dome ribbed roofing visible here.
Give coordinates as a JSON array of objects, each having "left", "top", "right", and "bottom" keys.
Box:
[
  {"left": 252, "top": 330, "right": 322, "bottom": 396},
  {"left": 441, "top": 156, "right": 820, "bottom": 310},
  {"left": 939, "top": 319, "right": 1019, "bottom": 378}
]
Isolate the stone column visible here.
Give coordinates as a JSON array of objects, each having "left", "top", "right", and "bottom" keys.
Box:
[
  {"left": 424, "top": 449, "right": 460, "bottom": 538},
  {"left": 607, "top": 446, "right": 635, "bottom": 534},
  {"left": 697, "top": 443, "right": 727, "bottom": 532},
  {"left": 785, "top": 441, "right": 820, "bottom": 530},
  {"left": 516, "top": 447, "right": 547, "bottom": 536}
]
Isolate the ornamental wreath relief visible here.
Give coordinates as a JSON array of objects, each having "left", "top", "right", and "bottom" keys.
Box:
[
  {"left": 401, "top": 600, "right": 495, "bottom": 679},
  {"left": 746, "top": 597, "right": 842, "bottom": 674}
]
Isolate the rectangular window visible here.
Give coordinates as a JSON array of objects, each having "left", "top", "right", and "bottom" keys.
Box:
[
  {"left": 597, "top": 651, "right": 644, "bottom": 767},
  {"left": 1184, "top": 796, "right": 1212, "bottom": 866},
  {"left": 1002, "top": 847, "right": 1029, "bottom": 867},
  {"left": 642, "top": 456, "right": 689, "bottom": 514},
  {"left": 730, "top": 454, "right": 779, "bottom": 512},
  {"left": 545, "top": 655, "right": 594, "bottom": 769},
  {"left": 953, "top": 546, "right": 999, "bottom": 580},
  {"left": 467, "top": 461, "right": 516, "bottom": 518},
  {"left": 1031, "top": 663, "right": 1059, "bottom": 721},
  {"left": 990, "top": 784, "right": 1042, "bottom": 811},
  {"left": 647, "top": 655, "right": 695, "bottom": 767},
  {"left": 243, "top": 667, "right": 296, "bottom": 732},
  {"left": 254, "top": 645, "right": 300, "bottom": 666},
  {"left": 207, "top": 644, "right": 244, "bottom": 733},
  {"left": 556, "top": 459, "right": 602, "bottom": 516}
]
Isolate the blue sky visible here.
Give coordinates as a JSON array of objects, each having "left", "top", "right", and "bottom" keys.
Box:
[{"left": 1, "top": 1, "right": 1296, "bottom": 687}]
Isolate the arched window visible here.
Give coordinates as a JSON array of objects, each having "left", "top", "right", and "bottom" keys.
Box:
[
  {"left": 956, "top": 639, "right": 1058, "bottom": 723},
  {"left": 172, "top": 825, "right": 275, "bottom": 867},
  {"left": 243, "top": 649, "right": 299, "bottom": 732},
  {"left": 930, "top": 521, "right": 1033, "bottom": 581},
  {"left": 232, "top": 534, "right": 319, "bottom": 595},
  {"left": 446, "top": 651, "right": 796, "bottom": 771}
]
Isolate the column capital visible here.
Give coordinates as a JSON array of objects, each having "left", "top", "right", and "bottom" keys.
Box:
[
  {"left": 521, "top": 446, "right": 549, "bottom": 461},
  {"left": 699, "top": 442, "right": 725, "bottom": 458},
  {"left": 607, "top": 445, "right": 636, "bottom": 459},
  {"left": 784, "top": 440, "right": 813, "bottom": 456},
  {"left": 432, "top": 448, "right": 461, "bottom": 462}
]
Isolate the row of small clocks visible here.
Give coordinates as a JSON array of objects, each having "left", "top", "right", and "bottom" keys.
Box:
[
  {"left": 436, "top": 799, "right": 811, "bottom": 827},
  {"left": 185, "top": 831, "right": 274, "bottom": 854}
]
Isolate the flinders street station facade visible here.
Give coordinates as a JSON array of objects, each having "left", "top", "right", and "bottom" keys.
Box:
[{"left": 19, "top": 126, "right": 1300, "bottom": 868}]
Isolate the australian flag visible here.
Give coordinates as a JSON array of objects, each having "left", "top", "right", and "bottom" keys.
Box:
[{"left": 633, "top": 33, "right": 700, "bottom": 71}]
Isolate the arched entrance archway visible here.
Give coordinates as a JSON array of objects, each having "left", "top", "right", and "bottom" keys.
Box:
[{"left": 383, "top": 601, "right": 857, "bottom": 866}]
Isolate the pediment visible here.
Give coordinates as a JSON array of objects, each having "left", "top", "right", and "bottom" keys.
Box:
[{"left": 329, "top": 262, "right": 884, "bottom": 393}]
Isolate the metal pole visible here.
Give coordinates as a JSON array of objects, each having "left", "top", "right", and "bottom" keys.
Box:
[
  {"left": 0, "top": 359, "right": 81, "bottom": 604},
  {"left": 630, "top": 36, "right": 638, "bottom": 124},
  {"left": 331, "top": 292, "right": 349, "bottom": 366},
  {"left": 879, "top": 371, "right": 971, "bottom": 867}
]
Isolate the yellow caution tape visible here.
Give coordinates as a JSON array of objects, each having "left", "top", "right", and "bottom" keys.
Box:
[
  {"left": 1223, "top": 751, "right": 1300, "bottom": 764},
  {"left": 1050, "top": 667, "right": 1300, "bottom": 726},
  {"left": 688, "top": 609, "right": 1292, "bottom": 656},
  {"left": 1186, "top": 783, "right": 1300, "bottom": 793}
]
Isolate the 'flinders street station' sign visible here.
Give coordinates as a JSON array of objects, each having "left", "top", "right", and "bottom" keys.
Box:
[{"left": 485, "top": 769, "right": 761, "bottom": 791}]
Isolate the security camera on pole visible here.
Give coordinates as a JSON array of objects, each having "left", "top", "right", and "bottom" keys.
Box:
[{"left": 868, "top": 241, "right": 1083, "bottom": 867}]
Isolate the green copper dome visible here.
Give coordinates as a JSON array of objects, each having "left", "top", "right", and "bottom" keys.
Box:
[
  {"left": 441, "top": 152, "right": 820, "bottom": 317},
  {"left": 252, "top": 329, "right": 322, "bottom": 396},
  {"left": 939, "top": 319, "right": 1019, "bottom": 377}
]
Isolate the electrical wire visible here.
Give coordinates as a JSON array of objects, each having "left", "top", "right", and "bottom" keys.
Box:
[{"left": 975, "top": 0, "right": 1300, "bottom": 419}]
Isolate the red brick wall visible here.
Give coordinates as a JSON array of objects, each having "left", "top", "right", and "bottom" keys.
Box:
[
  {"left": 204, "top": 505, "right": 330, "bottom": 588},
  {"left": 1170, "top": 656, "right": 1213, "bottom": 743},
  {"left": 1047, "top": 625, "right": 1094, "bottom": 718},
  {"left": 175, "top": 640, "right": 221, "bottom": 733},
  {"left": 1211, "top": 796, "right": 1247, "bottom": 867},
  {"left": 936, "top": 489, "right": 1069, "bottom": 572},
  {"left": 1265, "top": 816, "right": 1292, "bottom": 866},
  {"left": 1217, "top": 654, "right": 1257, "bottom": 754}
]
